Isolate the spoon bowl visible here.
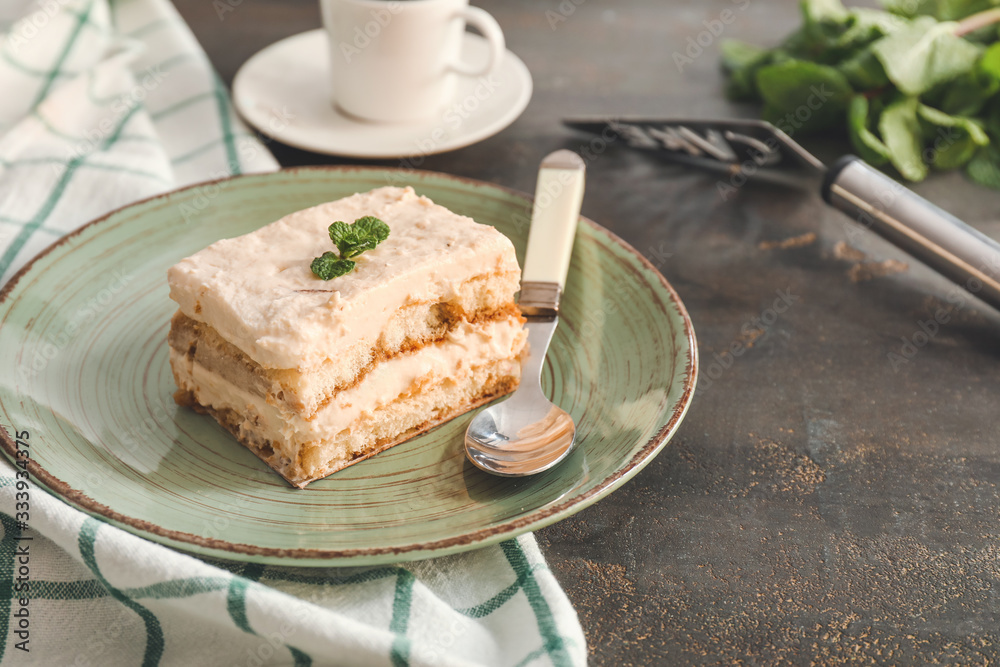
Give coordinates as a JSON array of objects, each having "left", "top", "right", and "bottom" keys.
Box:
[{"left": 465, "top": 321, "right": 576, "bottom": 476}]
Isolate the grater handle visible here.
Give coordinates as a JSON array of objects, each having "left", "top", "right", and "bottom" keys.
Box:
[{"left": 822, "top": 155, "right": 1000, "bottom": 312}]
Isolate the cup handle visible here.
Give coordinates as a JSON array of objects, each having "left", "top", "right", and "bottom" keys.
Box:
[{"left": 451, "top": 6, "right": 505, "bottom": 77}]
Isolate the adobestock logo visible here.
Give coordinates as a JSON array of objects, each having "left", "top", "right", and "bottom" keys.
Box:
[
  {"left": 440, "top": 75, "right": 501, "bottom": 131},
  {"left": 386, "top": 75, "right": 504, "bottom": 182},
  {"left": 886, "top": 251, "right": 1000, "bottom": 372},
  {"left": 6, "top": 0, "right": 75, "bottom": 53},
  {"left": 697, "top": 287, "right": 799, "bottom": 395},
  {"left": 337, "top": 2, "right": 405, "bottom": 63},
  {"left": 55, "top": 64, "right": 170, "bottom": 173},
  {"left": 19, "top": 269, "right": 133, "bottom": 380},
  {"left": 715, "top": 86, "right": 835, "bottom": 202},
  {"left": 673, "top": 0, "right": 752, "bottom": 72}
]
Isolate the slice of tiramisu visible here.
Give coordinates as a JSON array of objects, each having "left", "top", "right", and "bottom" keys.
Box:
[{"left": 167, "top": 186, "right": 526, "bottom": 488}]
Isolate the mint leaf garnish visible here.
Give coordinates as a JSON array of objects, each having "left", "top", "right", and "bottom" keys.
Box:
[
  {"left": 327, "top": 216, "right": 390, "bottom": 259},
  {"left": 311, "top": 252, "right": 355, "bottom": 280},
  {"left": 352, "top": 216, "right": 391, "bottom": 243},
  {"left": 311, "top": 216, "right": 390, "bottom": 280},
  {"left": 327, "top": 221, "right": 372, "bottom": 259}
]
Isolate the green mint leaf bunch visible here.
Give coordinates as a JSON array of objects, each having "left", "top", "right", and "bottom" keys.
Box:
[
  {"left": 722, "top": 0, "right": 1000, "bottom": 189},
  {"left": 311, "top": 252, "right": 356, "bottom": 280},
  {"left": 311, "top": 216, "right": 390, "bottom": 280},
  {"left": 327, "top": 216, "right": 391, "bottom": 259}
]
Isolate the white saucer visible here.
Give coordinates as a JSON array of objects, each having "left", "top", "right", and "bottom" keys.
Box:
[{"left": 233, "top": 29, "right": 533, "bottom": 159}]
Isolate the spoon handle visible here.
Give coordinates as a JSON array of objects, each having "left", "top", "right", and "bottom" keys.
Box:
[{"left": 521, "top": 150, "right": 586, "bottom": 295}]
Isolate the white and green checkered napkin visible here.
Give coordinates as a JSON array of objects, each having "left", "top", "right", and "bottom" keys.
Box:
[{"left": 0, "top": 1, "right": 587, "bottom": 664}]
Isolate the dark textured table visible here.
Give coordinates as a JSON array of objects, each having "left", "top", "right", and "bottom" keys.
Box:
[{"left": 174, "top": 0, "right": 1000, "bottom": 663}]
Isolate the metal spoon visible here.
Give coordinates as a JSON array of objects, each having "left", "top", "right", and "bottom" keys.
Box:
[{"left": 465, "top": 149, "right": 586, "bottom": 476}]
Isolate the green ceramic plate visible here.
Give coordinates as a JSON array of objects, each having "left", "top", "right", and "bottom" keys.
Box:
[{"left": 0, "top": 167, "right": 697, "bottom": 566}]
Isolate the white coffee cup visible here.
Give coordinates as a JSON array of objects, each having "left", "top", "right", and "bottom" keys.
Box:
[{"left": 319, "top": 0, "right": 506, "bottom": 123}]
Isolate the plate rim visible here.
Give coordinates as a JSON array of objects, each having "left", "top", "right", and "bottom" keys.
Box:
[{"left": 0, "top": 165, "right": 699, "bottom": 565}]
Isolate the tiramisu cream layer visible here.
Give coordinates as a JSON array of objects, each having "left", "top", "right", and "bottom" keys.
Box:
[{"left": 167, "top": 186, "right": 526, "bottom": 488}]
